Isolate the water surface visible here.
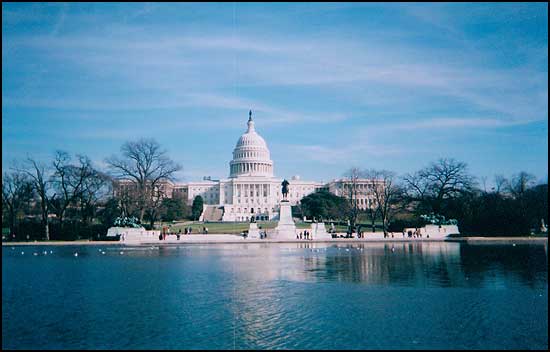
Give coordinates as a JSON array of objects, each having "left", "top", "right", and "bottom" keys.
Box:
[{"left": 2, "top": 242, "right": 548, "bottom": 349}]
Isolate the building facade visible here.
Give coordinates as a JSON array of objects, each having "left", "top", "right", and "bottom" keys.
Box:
[{"left": 114, "top": 111, "right": 381, "bottom": 221}]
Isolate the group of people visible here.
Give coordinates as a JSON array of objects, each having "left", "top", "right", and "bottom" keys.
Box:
[
  {"left": 297, "top": 230, "right": 312, "bottom": 240},
  {"left": 157, "top": 226, "right": 207, "bottom": 241},
  {"left": 259, "top": 230, "right": 268, "bottom": 239},
  {"left": 242, "top": 229, "right": 268, "bottom": 239},
  {"left": 403, "top": 228, "right": 428, "bottom": 239}
]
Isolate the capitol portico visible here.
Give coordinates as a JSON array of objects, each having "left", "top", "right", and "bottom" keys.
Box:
[{"left": 114, "top": 111, "right": 380, "bottom": 222}]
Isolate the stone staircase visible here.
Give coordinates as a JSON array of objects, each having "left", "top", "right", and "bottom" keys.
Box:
[
  {"left": 311, "top": 222, "right": 332, "bottom": 240},
  {"left": 201, "top": 205, "right": 224, "bottom": 222}
]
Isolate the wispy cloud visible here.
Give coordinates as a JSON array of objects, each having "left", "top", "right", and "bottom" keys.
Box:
[
  {"left": 7, "top": 28, "right": 546, "bottom": 126},
  {"left": 3, "top": 3, "right": 548, "bottom": 181},
  {"left": 367, "top": 117, "right": 541, "bottom": 133}
]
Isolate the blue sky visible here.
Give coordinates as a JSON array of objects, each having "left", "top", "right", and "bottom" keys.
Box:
[{"left": 2, "top": 2, "right": 548, "bottom": 185}]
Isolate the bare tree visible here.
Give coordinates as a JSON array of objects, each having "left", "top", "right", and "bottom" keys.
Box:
[
  {"left": 342, "top": 167, "right": 363, "bottom": 231},
  {"left": 2, "top": 171, "right": 34, "bottom": 238},
  {"left": 507, "top": 172, "right": 536, "bottom": 199},
  {"left": 105, "top": 138, "right": 182, "bottom": 225},
  {"left": 76, "top": 160, "right": 111, "bottom": 225},
  {"left": 507, "top": 171, "right": 537, "bottom": 232},
  {"left": 116, "top": 183, "right": 140, "bottom": 218},
  {"left": 369, "top": 170, "right": 403, "bottom": 237},
  {"left": 363, "top": 169, "right": 381, "bottom": 232},
  {"left": 480, "top": 176, "right": 488, "bottom": 194},
  {"left": 50, "top": 151, "right": 85, "bottom": 228},
  {"left": 404, "top": 158, "right": 475, "bottom": 214},
  {"left": 15, "top": 158, "right": 51, "bottom": 240},
  {"left": 402, "top": 170, "right": 431, "bottom": 213},
  {"left": 494, "top": 174, "right": 508, "bottom": 195}
]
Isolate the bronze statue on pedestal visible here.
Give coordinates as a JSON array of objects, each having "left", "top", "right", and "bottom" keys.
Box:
[{"left": 281, "top": 179, "right": 290, "bottom": 201}]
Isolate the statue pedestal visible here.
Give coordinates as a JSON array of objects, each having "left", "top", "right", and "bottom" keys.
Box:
[
  {"left": 311, "top": 222, "right": 331, "bottom": 240},
  {"left": 106, "top": 226, "right": 160, "bottom": 242},
  {"left": 274, "top": 202, "right": 296, "bottom": 239},
  {"left": 248, "top": 223, "right": 260, "bottom": 239}
]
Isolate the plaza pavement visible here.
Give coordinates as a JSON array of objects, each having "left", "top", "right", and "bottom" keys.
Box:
[{"left": 3, "top": 235, "right": 546, "bottom": 246}]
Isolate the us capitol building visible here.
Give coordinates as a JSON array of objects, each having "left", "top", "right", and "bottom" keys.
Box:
[{"left": 116, "top": 111, "right": 379, "bottom": 222}]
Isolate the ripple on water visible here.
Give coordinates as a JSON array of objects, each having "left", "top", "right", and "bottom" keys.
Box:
[{"left": 1, "top": 242, "right": 548, "bottom": 350}]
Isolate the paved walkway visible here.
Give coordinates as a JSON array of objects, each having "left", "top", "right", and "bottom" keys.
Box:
[{"left": 4, "top": 236, "right": 546, "bottom": 246}]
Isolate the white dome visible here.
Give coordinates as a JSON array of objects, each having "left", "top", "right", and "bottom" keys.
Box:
[{"left": 229, "top": 111, "right": 274, "bottom": 178}]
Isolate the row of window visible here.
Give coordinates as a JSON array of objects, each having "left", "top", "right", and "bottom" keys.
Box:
[
  {"left": 236, "top": 198, "right": 268, "bottom": 204},
  {"left": 234, "top": 151, "right": 268, "bottom": 159},
  {"left": 230, "top": 207, "right": 274, "bottom": 214},
  {"left": 231, "top": 163, "right": 271, "bottom": 174}
]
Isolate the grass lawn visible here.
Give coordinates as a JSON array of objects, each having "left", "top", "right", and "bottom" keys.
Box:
[
  {"left": 162, "top": 221, "right": 278, "bottom": 234},
  {"left": 157, "top": 219, "right": 384, "bottom": 234},
  {"left": 161, "top": 220, "right": 327, "bottom": 233}
]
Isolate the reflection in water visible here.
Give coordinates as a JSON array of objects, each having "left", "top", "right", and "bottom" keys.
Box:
[
  {"left": 212, "top": 242, "right": 547, "bottom": 289},
  {"left": 2, "top": 242, "right": 548, "bottom": 350}
]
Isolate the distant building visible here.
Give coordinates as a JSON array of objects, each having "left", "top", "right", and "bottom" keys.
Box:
[{"left": 113, "top": 111, "right": 381, "bottom": 221}]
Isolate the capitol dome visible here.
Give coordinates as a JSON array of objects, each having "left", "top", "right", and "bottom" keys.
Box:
[{"left": 229, "top": 111, "right": 274, "bottom": 178}]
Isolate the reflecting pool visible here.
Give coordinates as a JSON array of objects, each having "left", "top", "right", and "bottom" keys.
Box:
[{"left": 2, "top": 242, "right": 548, "bottom": 349}]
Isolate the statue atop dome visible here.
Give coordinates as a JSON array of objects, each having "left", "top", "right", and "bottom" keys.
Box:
[{"left": 246, "top": 109, "right": 255, "bottom": 132}]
